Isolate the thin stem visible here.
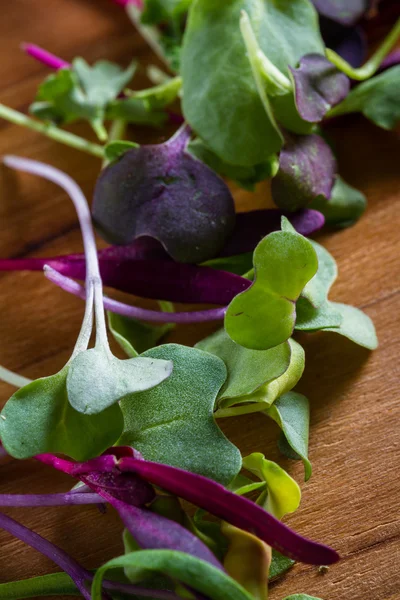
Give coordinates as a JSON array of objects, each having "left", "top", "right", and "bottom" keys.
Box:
[
  {"left": 21, "top": 43, "right": 70, "bottom": 70},
  {"left": 126, "top": 3, "right": 172, "bottom": 70},
  {"left": 165, "top": 122, "right": 192, "bottom": 153},
  {"left": 214, "top": 402, "right": 268, "bottom": 419},
  {"left": 102, "top": 119, "right": 126, "bottom": 168},
  {"left": 44, "top": 266, "right": 227, "bottom": 324},
  {"left": 0, "top": 105, "right": 104, "bottom": 158},
  {"left": 2, "top": 157, "right": 110, "bottom": 354},
  {"left": 0, "top": 365, "right": 32, "bottom": 388},
  {"left": 0, "top": 513, "right": 92, "bottom": 600},
  {"left": 0, "top": 571, "right": 182, "bottom": 600},
  {"left": 0, "top": 492, "right": 103, "bottom": 507},
  {"left": 326, "top": 17, "right": 400, "bottom": 80}
]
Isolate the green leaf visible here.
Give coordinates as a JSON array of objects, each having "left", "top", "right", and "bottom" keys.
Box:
[
  {"left": 329, "top": 65, "right": 400, "bottom": 129},
  {"left": 242, "top": 453, "right": 301, "bottom": 519},
  {"left": 107, "top": 311, "right": 174, "bottom": 358},
  {"left": 228, "top": 473, "right": 267, "bottom": 497},
  {"left": 31, "top": 60, "right": 136, "bottom": 139},
  {"left": 302, "top": 239, "right": 338, "bottom": 307},
  {"left": 0, "top": 572, "right": 79, "bottom": 599},
  {"left": 310, "top": 176, "right": 367, "bottom": 229},
  {"left": 225, "top": 228, "right": 318, "bottom": 350},
  {"left": 66, "top": 347, "right": 173, "bottom": 415},
  {"left": 269, "top": 550, "right": 295, "bottom": 582},
  {"left": 196, "top": 328, "right": 291, "bottom": 401},
  {"left": 188, "top": 138, "right": 278, "bottom": 191},
  {"left": 0, "top": 367, "right": 123, "bottom": 460},
  {"left": 119, "top": 344, "right": 242, "bottom": 485},
  {"left": 216, "top": 338, "right": 305, "bottom": 415},
  {"left": 323, "top": 302, "right": 378, "bottom": 350},
  {"left": 92, "top": 550, "right": 254, "bottom": 600},
  {"left": 104, "top": 141, "right": 140, "bottom": 163},
  {"left": 106, "top": 97, "right": 167, "bottom": 126},
  {"left": 141, "top": 0, "right": 193, "bottom": 24},
  {"left": 295, "top": 297, "right": 343, "bottom": 331},
  {"left": 129, "top": 76, "right": 182, "bottom": 110},
  {"left": 181, "top": 0, "right": 323, "bottom": 166},
  {"left": 266, "top": 392, "right": 311, "bottom": 481}
]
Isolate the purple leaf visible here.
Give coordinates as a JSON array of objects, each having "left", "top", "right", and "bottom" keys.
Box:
[
  {"left": 220, "top": 209, "right": 325, "bottom": 256},
  {"left": 114, "top": 499, "right": 223, "bottom": 569},
  {"left": 289, "top": 54, "right": 350, "bottom": 123},
  {"left": 118, "top": 457, "right": 340, "bottom": 566},
  {"left": 312, "top": 0, "right": 371, "bottom": 25},
  {"left": 272, "top": 134, "right": 337, "bottom": 212},
  {"left": 378, "top": 48, "right": 400, "bottom": 72},
  {"left": 92, "top": 125, "right": 236, "bottom": 264},
  {"left": 0, "top": 492, "right": 102, "bottom": 507},
  {"left": 0, "top": 255, "right": 250, "bottom": 305}
]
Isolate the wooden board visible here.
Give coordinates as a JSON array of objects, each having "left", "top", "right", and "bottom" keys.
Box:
[{"left": 0, "top": 1, "right": 399, "bottom": 599}]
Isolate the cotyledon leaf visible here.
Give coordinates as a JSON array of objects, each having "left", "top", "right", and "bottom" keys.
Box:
[
  {"left": 119, "top": 344, "right": 242, "bottom": 485},
  {"left": 301, "top": 239, "right": 338, "bottom": 307},
  {"left": 225, "top": 224, "right": 318, "bottom": 350}
]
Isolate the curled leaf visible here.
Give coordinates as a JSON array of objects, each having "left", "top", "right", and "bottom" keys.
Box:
[
  {"left": 289, "top": 54, "right": 350, "bottom": 122},
  {"left": 242, "top": 453, "right": 301, "bottom": 519},
  {"left": 196, "top": 328, "right": 291, "bottom": 401}
]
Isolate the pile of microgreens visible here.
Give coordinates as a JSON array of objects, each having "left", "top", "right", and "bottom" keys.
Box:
[{"left": 0, "top": 0, "right": 398, "bottom": 598}]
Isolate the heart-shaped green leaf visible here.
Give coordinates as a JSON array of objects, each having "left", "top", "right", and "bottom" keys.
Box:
[
  {"left": 225, "top": 227, "right": 318, "bottom": 350},
  {"left": 295, "top": 297, "right": 343, "bottom": 331},
  {"left": 266, "top": 392, "right": 311, "bottom": 481},
  {"left": 302, "top": 239, "right": 338, "bottom": 307},
  {"left": 0, "top": 367, "right": 123, "bottom": 460},
  {"left": 67, "top": 347, "right": 173, "bottom": 415},
  {"left": 242, "top": 453, "right": 301, "bottom": 519},
  {"left": 196, "top": 328, "right": 291, "bottom": 402},
  {"left": 323, "top": 302, "right": 378, "bottom": 350},
  {"left": 119, "top": 344, "right": 241, "bottom": 485},
  {"left": 310, "top": 176, "right": 367, "bottom": 229}
]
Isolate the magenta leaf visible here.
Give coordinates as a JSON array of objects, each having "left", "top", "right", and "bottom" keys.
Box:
[
  {"left": 312, "top": 0, "right": 371, "bottom": 25},
  {"left": 118, "top": 456, "right": 339, "bottom": 566},
  {"left": 272, "top": 134, "right": 337, "bottom": 212},
  {"left": 289, "top": 54, "right": 350, "bottom": 123}
]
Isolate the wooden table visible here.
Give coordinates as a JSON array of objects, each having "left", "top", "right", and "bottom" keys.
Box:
[{"left": 0, "top": 2, "right": 399, "bottom": 599}]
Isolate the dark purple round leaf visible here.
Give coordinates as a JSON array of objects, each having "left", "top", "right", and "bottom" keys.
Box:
[
  {"left": 290, "top": 54, "right": 350, "bottom": 123},
  {"left": 272, "top": 134, "right": 337, "bottom": 212},
  {"left": 92, "top": 131, "right": 236, "bottom": 264}
]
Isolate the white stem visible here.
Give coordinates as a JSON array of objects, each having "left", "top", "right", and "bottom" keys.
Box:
[
  {"left": 2, "top": 156, "right": 109, "bottom": 354},
  {"left": 0, "top": 366, "right": 32, "bottom": 388}
]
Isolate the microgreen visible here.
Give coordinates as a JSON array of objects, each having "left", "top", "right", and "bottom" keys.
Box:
[
  {"left": 312, "top": 0, "right": 370, "bottom": 26},
  {"left": 108, "top": 311, "right": 174, "bottom": 357},
  {"left": 92, "top": 124, "right": 236, "bottom": 263},
  {"left": 225, "top": 220, "right": 318, "bottom": 350},
  {"left": 0, "top": 157, "right": 172, "bottom": 459}
]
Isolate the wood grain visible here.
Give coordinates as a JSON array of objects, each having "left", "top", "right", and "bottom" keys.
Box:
[{"left": 0, "top": 2, "right": 399, "bottom": 599}]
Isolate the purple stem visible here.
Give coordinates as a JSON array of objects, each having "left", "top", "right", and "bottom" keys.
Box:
[
  {"left": 21, "top": 43, "right": 70, "bottom": 70},
  {"left": 0, "top": 492, "right": 103, "bottom": 507},
  {"left": 112, "top": 0, "right": 144, "bottom": 7},
  {"left": 44, "top": 266, "right": 227, "bottom": 324},
  {"left": 0, "top": 512, "right": 92, "bottom": 600}
]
